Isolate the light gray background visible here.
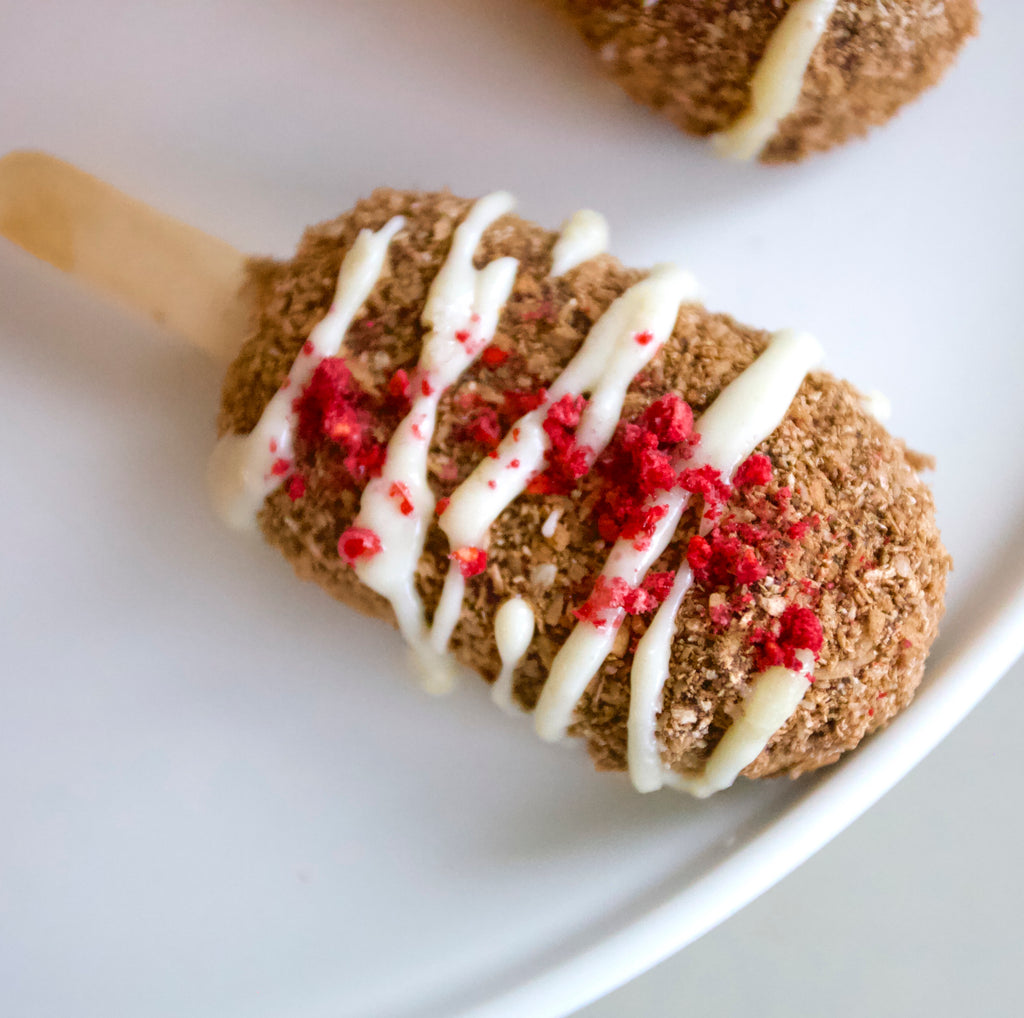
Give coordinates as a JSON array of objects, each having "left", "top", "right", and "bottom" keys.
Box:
[{"left": 577, "top": 655, "right": 1023, "bottom": 1017}]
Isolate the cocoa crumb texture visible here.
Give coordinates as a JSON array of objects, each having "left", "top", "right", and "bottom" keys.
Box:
[
  {"left": 219, "top": 189, "right": 950, "bottom": 785},
  {"left": 554, "top": 0, "right": 979, "bottom": 162}
]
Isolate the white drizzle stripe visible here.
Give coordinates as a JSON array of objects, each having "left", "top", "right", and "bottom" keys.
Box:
[
  {"left": 713, "top": 0, "right": 838, "bottom": 161},
  {"left": 352, "top": 193, "right": 519, "bottom": 695},
  {"left": 207, "top": 216, "right": 406, "bottom": 530},
  {"left": 492, "top": 597, "right": 536, "bottom": 712},
  {"left": 439, "top": 264, "right": 699, "bottom": 552},
  {"left": 628, "top": 330, "right": 824, "bottom": 790},
  {"left": 429, "top": 264, "right": 699, "bottom": 658},
  {"left": 550, "top": 210, "right": 610, "bottom": 276},
  {"left": 664, "top": 651, "right": 814, "bottom": 798},
  {"left": 534, "top": 329, "right": 824, "bottom": 745},
  {"left": 626, "top": 564, "right": 695, "bottom": 791}
]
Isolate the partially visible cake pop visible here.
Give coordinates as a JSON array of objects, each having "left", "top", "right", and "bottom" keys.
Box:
[{"left": 555, "top": 0, "right": 979, "bottom": 162}]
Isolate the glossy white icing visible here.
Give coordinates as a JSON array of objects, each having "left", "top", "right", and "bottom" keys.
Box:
[
  {"left": 492, "top": 597, "right": 536, "bottom": 712},
  {"left": 713, "top": 0, "right": 838, "bottom": 161},
  {"left": 352, "top": 192, "right": 519, "bottom": 694},
  {"left": 550, "top": 209, "right": 609, "bottom": 276},
  {"left": 207, "top": 216, "right": 405, "bottom": 530},
  {"left": 665, "top": 650, "right": 815, "bottom": 798}
]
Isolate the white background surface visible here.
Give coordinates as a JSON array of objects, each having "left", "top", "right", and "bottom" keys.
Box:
[
  {"left": 1, "top": 3, "right": 1021, "bottom": 1017},
  {"left": 576, "top": 654, "right": 1024, "bottom": 1018}
]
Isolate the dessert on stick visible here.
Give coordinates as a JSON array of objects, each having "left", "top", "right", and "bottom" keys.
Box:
[
  {"left": 0, "top": 152, "right": 949, "bottom": 796},
  {"left": 555, "top": 0, "right": 979, "bottom": 163}
]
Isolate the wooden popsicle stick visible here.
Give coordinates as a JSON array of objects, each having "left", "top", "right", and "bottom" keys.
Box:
[{"left": 0, "top": 150, "right": 251, "bottom": 361}]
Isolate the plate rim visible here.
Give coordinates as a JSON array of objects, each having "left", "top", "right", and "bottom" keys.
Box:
[{"left": 433, "top": 567, "right": 1024, "bottom": 1018}]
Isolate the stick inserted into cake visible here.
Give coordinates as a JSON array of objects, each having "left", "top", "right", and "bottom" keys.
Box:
[{"left": 0, "top": 152, "right": 949, "bottom": 796}]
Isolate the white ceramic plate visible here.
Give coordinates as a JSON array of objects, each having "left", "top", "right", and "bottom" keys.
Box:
[{"left": 1, "top": 4, "right": 1021, "bottom": 1017}]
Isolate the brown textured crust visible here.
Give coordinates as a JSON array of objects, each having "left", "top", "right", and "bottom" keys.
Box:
[
  {"left": 219, "top": 189, "right": 950, "bottom": 783},
  {"left": 554, "top": 0, "right": 979, "bottom": 163}
]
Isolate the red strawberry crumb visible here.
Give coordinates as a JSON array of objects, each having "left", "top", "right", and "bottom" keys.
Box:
[
  {"left": 709, "top": 604, "right": 732, "bottom": 629},
  {"left": 642, "top": 571, "right": 675, "bottom": 601},
  {"left": 635, "top": 330, "right": 654, "bottom": 346},
  {"left": 455, "top": 329, "right": 471, "bottom": 344},
  {"left": 303, "top": 340, "right": 314, "bottom": 355},
  {"left": 389, "top": 481, "right": 414, "bottom": 516},
  {"left": 640, "top": 394, "right": 693, "bottom": 444},
  {"left": 503, "top": 388, "right": 547, "bottom": 418},
  {"left": 750, "top": 605, "right": 824, "bottom": 672},
  {"left": 531, "top": 394, "right": 592, "bottom": 495},
  {"left": 901, "top": 638, "right": 913, "bottom": 649},
  {"left": 487, "top": 480, "right": 497, "bottom": 489},
  {"left": 466, "top": 408, "right": 502, "bottom": 449},
  {"left": 450, "top": 546, "right": 488, "bottom": 578},
  {"left": 734, "top": 453, "right": 773, "bottom": 489},
  {"left": 286, "top": 475, "right": 306, "bottom": 501},
  {"left": 436, "top": 497, "right": 450, "bottom": 517},
  {"left": 271, "top": 458, "right": 291, "bottom": 477},
  {"left": 388, "top": 369, "right": 411, "bottom": 403},
  {"left": 421, "top": 377, "right": 435, "bottom": 397},
  {"left": 338, "top": 527, "right": 382, "bottom": 565},
  {"left": 573, "top": 572, "right": 675, "bottom": 629},
  {"left": 481, "top": 345, "right": 509, "bottom": 368},
  {"left": 294, "top": 357, "right": 387, "bottom": 481},
  {"left": 678, "top": 464, "right": 732, "bottom": 508},
  {"left": 509, "top": 458, "right": 520, "bottom": 469},
  {"left": 590, "top": 394, "right": 697, "bottom": 544},
  {"left": 269, "top": 438, "right": 278, "bottom": 454}
]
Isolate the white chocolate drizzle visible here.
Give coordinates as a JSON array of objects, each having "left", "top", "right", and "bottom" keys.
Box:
[
  {"left": 713, "top": 0, "right": 838, "bottom": 161},
  {"left": 550, "top": 209, "right": 609, "bottom": 276},
  {"left": 207, "top": 215, "right": 406, "bottom": 530},
  {"left": 664, "top": 650, "right": 815, "bottom": 798},
  {"left": 492, "top": 597, "right": 537, "bottom": 713},
  {"left": 429, "top": 263, "right": 699, "bottom": 662},
  {"left": 352, "top": 192, "right": 519, "bottom": 694},
  {"left": 534, "top": 329, "right": 823, "bottom": 793}
]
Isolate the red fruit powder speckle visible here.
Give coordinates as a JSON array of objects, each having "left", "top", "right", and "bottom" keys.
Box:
[
  {"left": 734, "top": 453, "right": 773, "bottom": 490},
  {"left": 634, "top": 330, "right": 655, "bottom": 346},
  {"left": 465, "top": 408, "right": 502, "bottom": 449},
  {"left": 528, "top": 394, "right": 592, "bottom": 496},
  {"left": 295, "top": 357, "right": 386, "bottom": 482},
  {"left": 450, "top": 546, "right": 488, "bottom": 578},
  {"left": 388, "top": 368, "right": 411, "bottom": 406},
  {"left": 590, "top": 394, "right": 696, "bottom": 545},
  {"left": 389, "top": 481, "right": 414, "bottom": 516},
  {"left": 286, "top": 474, "right": 306, "bottom": 501},
  {"left": 574, "top": 571, "right": 676, "bottom": 629},
  {"left": 749, "top": 605, "right": 823, "bottom": 672},
  {"left": 338, "top": 527, "right": 382, "bottom": 565},
  {"left": 481, "top": 345, "right": 509, "bottom": 368}
]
